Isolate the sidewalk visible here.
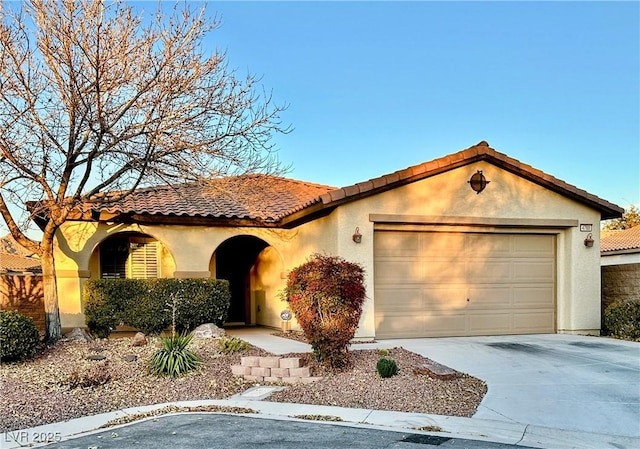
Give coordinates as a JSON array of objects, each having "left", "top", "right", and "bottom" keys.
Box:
[{"left": 3, "top": 397, "right": 638, "bottom": 449}]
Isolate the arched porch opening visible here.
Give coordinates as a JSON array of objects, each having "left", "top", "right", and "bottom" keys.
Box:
[{"left": 213, "top": 235, "right": 281, "bottom": 326}]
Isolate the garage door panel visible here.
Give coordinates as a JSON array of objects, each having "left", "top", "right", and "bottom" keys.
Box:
[
  {"left": 465, "top": 234, "right": 511, "bottom": 256},
  {"left": 513, "top": 261, "right": 554, "bottom": 282},
  {"left": 514, "top": 235, "right": 555, "bottom": 256},
  {"left": 421, "top": 232, "right": 465, "bottom": 255},
  {"left": 375, "top": 231, "right": 556, "bottom": 338},
  {"left": 467, "top": 261, "right": 511, "bottom": 283},
  {"left": 375, "top": 313, "right": 425, "bottom": 338},
  {"left": 513, "top": 287, "right": 555, "bottom": 307},
  {"left": 467, "top": 287, "right": 511, "bottom": 308},
  {"left": 423, "top": 314, "right": 467, "bottom": 336},
  {"left": 423, "top": 261, "right": 466, "bottom": 283},
  {"left": 374, "top": 232, "right": 421, "bottom": 257},
  {"left": 513, "top": 311, "right": 556, "bottom": 332},
  {"left": 375, "top": 259, "right": 423, "bottom": 283},
  {"left": 468, "top": 313, "right": 512, "bottom": 333},
  {"left": 422, "top": 287, "right": 467, "bottom": 310},
  {"left": 375, "top": 287, "right": 423, "bottom": 312}
]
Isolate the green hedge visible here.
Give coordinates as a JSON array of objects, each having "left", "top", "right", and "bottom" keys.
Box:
[
  {"left": 0, "top": 310, "right": 41, "bottom": 362},
  {"left": 603, "top": 299, "right": 640, "bottom": 341},
  {"left": 84, "top": 279, "right": 231, "bottom": 337}
]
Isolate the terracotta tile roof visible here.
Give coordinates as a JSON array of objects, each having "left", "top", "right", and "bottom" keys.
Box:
[
  {"left": 60, "top": 141, "right": 623, "bottom": 228},
  {"left": 601, "top": 227, "right": 640, "bottom": 253},
  {"left": 0, "top": 234, "right": 35, "bottom": 257},
  {"left": 316, "top": 141, "right": 623, "bottom": 220},
  {"left": 92, "top": 174, "right": 335, "bottom": 223},
  {"left": 0, "top": 253, "right": 42, "bottom": 274}
]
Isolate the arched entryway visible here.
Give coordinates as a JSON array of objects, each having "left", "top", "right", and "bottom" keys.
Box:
[{"left": 213, "top": 235, "right": 273, "bottom": 325}]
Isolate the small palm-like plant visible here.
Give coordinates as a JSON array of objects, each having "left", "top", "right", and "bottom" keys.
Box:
[{"left": 149, "top": 333, "right": 201, "bottom": 377}]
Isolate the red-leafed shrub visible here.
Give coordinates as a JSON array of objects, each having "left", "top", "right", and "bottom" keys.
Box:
[{"left": 282, "top": 254, "right": 366, "bottom": 370}]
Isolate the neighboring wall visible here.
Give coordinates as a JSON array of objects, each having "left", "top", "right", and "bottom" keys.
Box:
[
  {"left": 601, "top": 263, "right": 640, "bottom": 311},
  {"left": 0, "top": 274, "right": 45, "bottom": 333}
]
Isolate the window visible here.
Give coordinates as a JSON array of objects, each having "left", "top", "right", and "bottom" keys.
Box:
[{"left": 100, "top": 237, "right": 159, "bottom": 279}]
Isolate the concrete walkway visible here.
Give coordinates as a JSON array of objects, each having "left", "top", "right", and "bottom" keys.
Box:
[{"left": 3, "top": 329, "right": 638, "bottom": 449}]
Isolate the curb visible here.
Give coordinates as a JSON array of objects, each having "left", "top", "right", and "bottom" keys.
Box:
[{"left": 2, "top": 399, "right": 638, "bottom": 449}]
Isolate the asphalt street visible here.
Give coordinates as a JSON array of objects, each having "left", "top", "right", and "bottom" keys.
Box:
[{"left": 37, "top": 414, "right": 539, "bottom": 449}]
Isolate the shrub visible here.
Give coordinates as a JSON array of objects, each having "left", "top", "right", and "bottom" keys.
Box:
[
  {"left": 84, "top": 279, "right": 231, "bottom": 337},
  {"left": 0, "top": 310, "right": 41, "bottom": 362},
  {"left": 217, "top": 336, "right": 250, "bottom": 354},
  {"left": 125, "top": 282, "right": 172, "bottom": 335},
  {"left": 376, "top": 357, "right": 399, "bottom": 378},
  {"left": 173, "top": 279, "right": 231, "bottom": 332},
  {"left": 282, "top": 253, "right": 366, "bottom": 370},
  {"left": 603, "top": 299, "right": 640, "bottom": 341},
  {"left": 149, "top": 333, "right": 201, "bottom": 377},
  {"left": 64, "top": 361, "right": 112, "bottom": 389},
  {"left": 84, "top": 279, "right": 145, "bottom": 338}
]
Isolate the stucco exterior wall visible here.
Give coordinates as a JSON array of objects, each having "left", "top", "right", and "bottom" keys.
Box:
[
  {"left": 54, "top": 212, "right": 341, "bottom": 332},
  {"left": 52, "top": 160, "right": 605, "bottom": 337},
  {"left": 331, "top": 161, "right": 603, "bottom": 337}
]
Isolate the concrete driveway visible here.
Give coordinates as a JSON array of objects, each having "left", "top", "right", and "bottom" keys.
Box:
[{"left": 379, "top": 334, "right": 640, "bottom": 438}]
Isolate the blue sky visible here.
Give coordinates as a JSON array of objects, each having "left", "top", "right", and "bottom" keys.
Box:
[{"left": 204, "top": 0, "right": 639, "bottom": 210}]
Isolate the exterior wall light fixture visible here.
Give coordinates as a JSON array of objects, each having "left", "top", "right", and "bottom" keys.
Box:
[
  {"left": 352, "top": 227, "right": 362, "bottom": 243},
  {"left": 584, "top": 233, "right": 594, "bottom": 248},
  {"left": 468, "top": 170, "right": 490, "bottom": 194}
]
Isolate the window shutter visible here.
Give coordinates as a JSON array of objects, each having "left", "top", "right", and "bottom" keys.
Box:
[{"left": 128, "top": 241, "right": 159, "bottom": 279}]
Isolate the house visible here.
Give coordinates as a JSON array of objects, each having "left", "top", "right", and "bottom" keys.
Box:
[
  {"left": 41, "top": 141, "right": 623, "bottom": 338},
  {"left": 0, "top": 236, "right": 45, "bottom": 331},
  {"left": 601, "top": 226, "right": 640, "bottom": 311},
  {"left": 0, "top": 253, "right": 42, "bottom": 275}
]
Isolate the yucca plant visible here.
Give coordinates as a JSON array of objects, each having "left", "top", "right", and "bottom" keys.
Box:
[{"left": 149, "top": 333, "right": 201, "bottom": 377}]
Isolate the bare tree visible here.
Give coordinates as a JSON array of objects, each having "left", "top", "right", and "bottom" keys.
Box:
[
  {"left": 0, "top": 0, "right": 288, "bottom": 341},
  {"left": 603, "top": 205, "right": 640, "bottom": 230}
]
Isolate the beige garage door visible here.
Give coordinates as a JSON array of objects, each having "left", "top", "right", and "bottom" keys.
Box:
[{"left": 374, "top": 231, "right": 556, "bottom": 338}]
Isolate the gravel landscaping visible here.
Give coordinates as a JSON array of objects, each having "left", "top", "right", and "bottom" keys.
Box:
[{"left": 0, "top": 335, "right": 486, "bottom": 433}]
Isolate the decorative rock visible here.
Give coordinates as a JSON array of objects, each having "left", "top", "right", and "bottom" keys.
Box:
[
  {"left": 250, "top": 366, "right": 271, "bottom": 377},
  {"left": 270, "top": 367, "right": 290, "bottom": 378},
  {"left": 231, "top": 365, "right": 252, "bottom": 376},
  {"left": 192, "top": 323, "right": 226, "bottom": 339},
  {"left": 300, "top": 376, "right": 324, "bottom": 384},
  {"left": 279, "top": 358, "right": 300, "bottom": 369},
  {"left": 122, "top": 354, "right": 138, "bottom": 363},
  {"left": 241, "top": 356, "right": 261, "bottom": 367},
  {"left": 131, "top": 332, "right": 147, "bottom": 347},
  {"left": 289, "top": 366, "right": 310, "bottom": 377},
  {"left": 86, "top": 354, "right": 106, "bottom": 361},
  {"left": 259, "top": 357, "right": 281, "bottom": 368},
  {"left": 413, "top": 361, "right": 459, "bottom": 380},
  {"left": 65, "top": 328, "right": 93, "bottom": 342}
]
